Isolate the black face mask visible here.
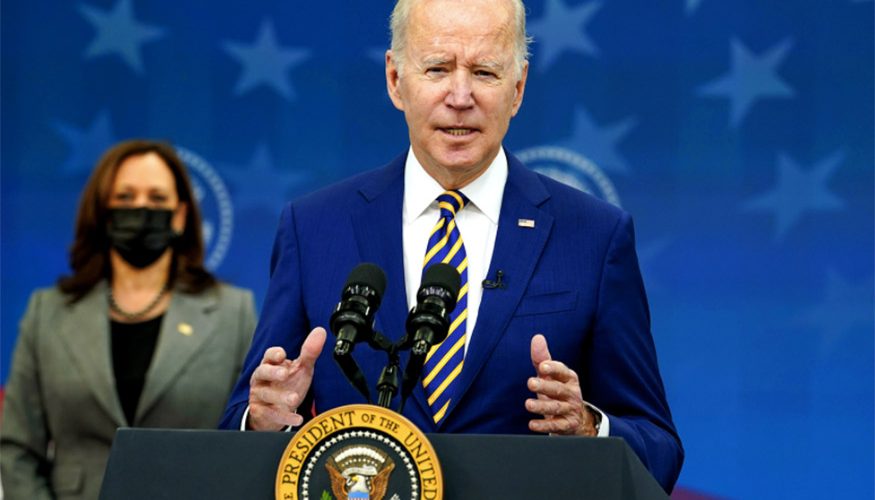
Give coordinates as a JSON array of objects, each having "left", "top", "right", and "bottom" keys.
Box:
[{"left": 107, "top": 207, "right": 178, "bottom": 269}]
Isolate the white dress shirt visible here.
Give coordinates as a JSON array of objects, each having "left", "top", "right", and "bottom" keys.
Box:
[{"left": 402, "top": 146, "right": 506, "bottom": 349}]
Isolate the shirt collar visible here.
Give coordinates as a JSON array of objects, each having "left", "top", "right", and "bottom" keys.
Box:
[{"left": 403, "top": 146, "right": 507, "bottom": 225}]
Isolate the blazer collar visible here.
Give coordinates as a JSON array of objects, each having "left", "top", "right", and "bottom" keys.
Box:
[
  {"left": 352, "top": 154, "right": 438, "bottom": 426},
  {"left": 135, "top": 287, "right": 220, "bottom": 423},
  {"left": 352, "top": 154, "right": 409, "bottom": 342},
  {"left": 60, "top": 281, "right": 127, "bottom": 427},
  {"left": 58, "top": 281, "right": 221, "bottom": 426}
]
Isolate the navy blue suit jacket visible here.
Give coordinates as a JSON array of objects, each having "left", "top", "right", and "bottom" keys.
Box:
[{"left": 220, "top": 151, "right": 683, "bottom": 491}]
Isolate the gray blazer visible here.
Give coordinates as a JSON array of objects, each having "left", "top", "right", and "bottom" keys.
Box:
[{"left": 0, "top": 282, "right": 256, "bottom": 500}]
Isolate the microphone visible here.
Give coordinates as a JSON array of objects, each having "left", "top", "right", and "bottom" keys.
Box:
[
  {"left": 400, "top": 263, "right": 461, "bottom": 405},
  {"left": 404, "top": 263, "right": 461, "bottom": 355},
  {"left": 482, "top": 269, "right": 505, "bottom": 289},
  {"left": 330, "top": 263, "right": 387, "bottom": 357},
  {"left": 329, "top": 263, "right": 387, "bottom": 404}
]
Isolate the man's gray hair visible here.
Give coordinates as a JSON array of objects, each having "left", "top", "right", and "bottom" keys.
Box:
[{"left": 389, "top": 0, "right": 532, "bottom": 79}]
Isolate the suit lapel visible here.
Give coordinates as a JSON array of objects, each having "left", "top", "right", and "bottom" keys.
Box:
[
  {"left": 438, "top": 154, "right": 554, "bottom": 427},
  {"left": 60, "top": 282, "right": 127, "bottom": 427},
  {"left": 351, "top": 156, "right": 408, "bottom": 346},
  {"left": 350, "top": 156, "right": 437, "bottom": 429},
  {"left": 134, "top": 288, "right": 218, "bottom": 423}
]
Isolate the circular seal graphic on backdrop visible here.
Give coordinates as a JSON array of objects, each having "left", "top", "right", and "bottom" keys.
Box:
[
  {"left": 175, "top": 146, "right": 233, "bottom": 270},
  {"left": 276, "top": 405, "right": 443, "bottom": 500},
  {"left": 516, "top": 146, "right": 622, "bottom": 208}
]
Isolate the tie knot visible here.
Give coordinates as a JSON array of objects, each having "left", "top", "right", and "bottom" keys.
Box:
[{"left": 436, "top": 190, "right": 468, "bottom": 216}]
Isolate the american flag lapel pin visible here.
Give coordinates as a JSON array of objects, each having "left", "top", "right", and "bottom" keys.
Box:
[{"left": 518, "top": 218, "right": 535, "bottom": 228}]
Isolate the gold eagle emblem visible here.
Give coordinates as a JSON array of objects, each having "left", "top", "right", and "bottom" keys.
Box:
[{"left": 326, "top": 445, "right": 395, "bottom": 500}]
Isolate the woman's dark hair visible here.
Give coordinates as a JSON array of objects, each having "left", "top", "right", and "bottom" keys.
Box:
[{"left": 58, "top": 139, "right": 217, "bottom": 301}]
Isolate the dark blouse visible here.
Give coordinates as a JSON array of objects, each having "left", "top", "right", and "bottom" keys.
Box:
[{"left": 110, "top": 315, "right": 163, "bottom": 424}]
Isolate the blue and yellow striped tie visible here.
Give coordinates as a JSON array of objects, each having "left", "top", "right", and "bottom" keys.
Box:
[{"left": 421, "top": 190, "right": 469, "bottom": 424}]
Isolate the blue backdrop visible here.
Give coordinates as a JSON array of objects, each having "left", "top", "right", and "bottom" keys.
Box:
[{"left": 2, "top": 1, "right": 873, "bottom": 498}]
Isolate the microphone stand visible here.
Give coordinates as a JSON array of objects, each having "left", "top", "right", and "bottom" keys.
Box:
[
  {"left": 376, "top": 346, "right": 401, "bottom": 409},
  {"left": 368, "top": 332, "right": 400, "bottom": 410},
  {"left": 334, "top": 330, "right": 417, "bottom": 412}
]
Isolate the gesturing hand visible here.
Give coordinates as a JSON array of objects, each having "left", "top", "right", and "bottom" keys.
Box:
[
  {"left": 247, "top": 327, "right": 327, "bottom": 430},
  {"left": 526, "top": 334, "right": 598, "bottom": 436}
]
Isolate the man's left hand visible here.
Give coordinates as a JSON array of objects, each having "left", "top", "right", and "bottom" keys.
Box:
[{"left": 526, "top": 334, "right": 598, "bottom": 436}]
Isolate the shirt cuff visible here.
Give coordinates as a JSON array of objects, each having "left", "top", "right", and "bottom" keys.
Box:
[
  {"left": 584, "top": 402, "right": 610, "bottom": 437},
  {"left": 240, "top": 405, "right": 294, "bottom": 432}
]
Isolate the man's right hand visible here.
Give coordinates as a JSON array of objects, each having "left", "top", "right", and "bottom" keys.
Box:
[{"left": 247, "top": 327, "right": 327, "bottom": 430}]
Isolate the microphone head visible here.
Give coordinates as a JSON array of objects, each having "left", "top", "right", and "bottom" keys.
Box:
[
  {"left": 419, "top": 263, "right": 461, "bottom": 310},
  {"left": 343, "top": 262, "right": 387, "bottom": 306}
]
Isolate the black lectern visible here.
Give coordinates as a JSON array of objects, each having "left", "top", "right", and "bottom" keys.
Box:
[{"left": 99, "top": 429, "right": 667, "bottom": 499}]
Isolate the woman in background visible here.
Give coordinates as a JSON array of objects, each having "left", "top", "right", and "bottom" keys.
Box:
[{"left": 1, "top": 140, "right": 256, "bottom": 500}]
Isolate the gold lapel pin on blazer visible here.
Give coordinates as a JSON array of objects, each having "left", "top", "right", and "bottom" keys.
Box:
[
  {"left": 178, "top": 323, "right": 194, "bottom": 336},
  {"left": 518, "top": 218, "right": 535, "bottom": 228}
]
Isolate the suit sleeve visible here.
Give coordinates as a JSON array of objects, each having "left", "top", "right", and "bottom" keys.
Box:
[
  {"left": 218, "top": 203, "right": 309, "bottom": 429},
  {"left": 587, "top": 212, "right": 684, "bottom": 492},
  {"left": 0, "top": 292, "right": 54, "bottom": 500}
]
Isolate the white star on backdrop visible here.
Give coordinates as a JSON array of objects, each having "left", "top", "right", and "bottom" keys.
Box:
[
  {"left": 53, "top": 110, "right": 116, "bottom": 175},
  {"left": 798, "top": 270, "right": 873, "bottom": 350},
  {"left": 560, "top": 106, "right": 637, "bottom": 174},
  {"left": 686, "top": 0, "right": 704, "bottom": 14},
  {"left": 741, "top": 150, "right": 846, "bottom": 241},
  {"left": 78, "top": 0, "right": 165, "bottom": 74},
  {"left": 221, "top": 143, "right": 308, "bottom": 213},
  {"left": 223, "top": 20, "right": 311, "bottom": 101},
  {"left": 528, "top": 0, "right": 602, "bottom": 72},
  {"left": 698, "top": 38, "right": 795, "bottom": 127}
]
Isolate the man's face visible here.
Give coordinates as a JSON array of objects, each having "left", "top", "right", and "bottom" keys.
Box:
[{"left": 386, "top": 0, "right": 528, "bottom": 188}]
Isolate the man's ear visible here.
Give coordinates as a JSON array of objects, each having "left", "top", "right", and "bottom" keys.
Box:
[
  {"left": 511, "top": 61, "right": 529, "bottom": 117},
  {"left": 385, "top": 50, "right": 405, "bottom": 111}
]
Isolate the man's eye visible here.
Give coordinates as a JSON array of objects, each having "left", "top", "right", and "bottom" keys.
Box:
[
  {"left": 475, "top": 70, "right": 497, "bottom": 78},
  {"left": 426, "top": 67, "right": 447, "bottom": 75}
]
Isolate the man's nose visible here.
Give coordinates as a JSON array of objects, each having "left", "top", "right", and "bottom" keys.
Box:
[{"left": 444, "top": 72, "right": 474, "bottom": 109}]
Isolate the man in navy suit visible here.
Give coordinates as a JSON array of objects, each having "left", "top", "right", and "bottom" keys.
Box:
[{"left": 220, "top": 0, "right": 683, "bottom": 491}]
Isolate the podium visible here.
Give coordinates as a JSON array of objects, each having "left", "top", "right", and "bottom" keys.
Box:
[{"left": 100, "top": 428, "right": 667, "bottom": 499}]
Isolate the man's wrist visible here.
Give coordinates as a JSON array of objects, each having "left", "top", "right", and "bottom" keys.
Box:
[
  {"left": 586, "top": 405, "right": 602, "bottom": 435},
  {"left": 241, "top": 404, "right": 295, "bottom": 432},
  {"left": 586, "top": 402, "right": 610, "bottom": 437},
  {"left": 579, "top": 402, "right": 608, "bottom": 437}
]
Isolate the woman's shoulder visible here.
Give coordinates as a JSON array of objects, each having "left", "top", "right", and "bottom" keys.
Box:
[
  {"left": 26, "top": 285, "right": 89, "bottom": 311},
  {"left": 18, "top": 284, "right": 104, "bottom": 337},
  {"left": 196, "top": 283, "right": 255, "bottom": 314},
  {"left": 212, "top": 282, "right": 254, "bottom": 301}
]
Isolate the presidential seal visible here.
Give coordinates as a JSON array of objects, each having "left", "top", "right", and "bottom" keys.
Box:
[
  {"left": 516, "top": 146, "right": 622, "bottom": 208},
  {"left": 276, "top": 405, "right": 443, "bottom": 500}
]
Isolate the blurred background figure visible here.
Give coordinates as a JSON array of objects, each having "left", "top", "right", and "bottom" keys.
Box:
[{"left": 0, "top": 140, "right": 256, "bottom": 500}]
